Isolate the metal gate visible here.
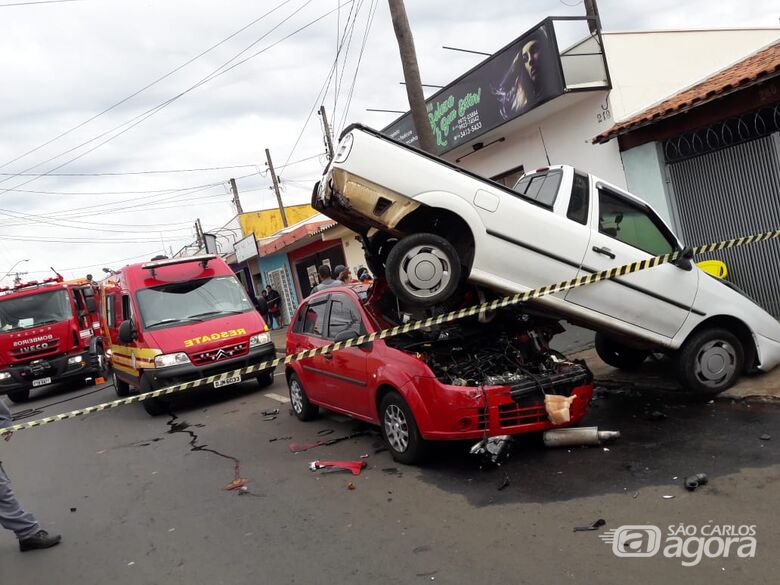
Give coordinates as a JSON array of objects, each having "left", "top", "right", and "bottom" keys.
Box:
[
  {"left": 267, "top": 267, "right": 295, "bottom": 326},
  {"left": 667, "top": 132, "right": 780, "bottom": 316}
]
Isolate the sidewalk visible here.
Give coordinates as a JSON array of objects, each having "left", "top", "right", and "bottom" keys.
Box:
[
  {"left": 570, "top": 346, "right": 780, "bottom": 402},
  {"left": 269, "top": 325, "right": 288, "bottom": 355}
]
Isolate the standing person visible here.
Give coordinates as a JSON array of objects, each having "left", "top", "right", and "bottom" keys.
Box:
[
  {"left": 1, "top": 399, "right": 61, "bottom": 552},
  {"left": 310, "top": 265, "right": 340, "bottom": 294},
  {"left": 338, "top": 268, "right": 353, "bottom": 284},
  {"left": 254, "top": 291, "right": 269, "bottom": 328},
  {"left": 265, "top": 285, "right": 282, "bottom": 330}
]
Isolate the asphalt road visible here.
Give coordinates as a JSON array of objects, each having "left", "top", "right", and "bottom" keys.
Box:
[{"left": 0, "top": 372, "right": 778, "bottom": 585}]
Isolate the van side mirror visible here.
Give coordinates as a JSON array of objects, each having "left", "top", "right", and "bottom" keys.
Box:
[
  {"left": 85, "top": 297, "right": 98, "bottom": 313},
  {"left": 118, "top": 319, "right": 137, "bottom": 343},
  {"left": 673, "top": 246, "right": 694, "bottom": 271}
]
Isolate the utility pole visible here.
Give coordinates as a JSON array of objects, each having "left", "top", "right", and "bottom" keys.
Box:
[
  {"left": 387, "top": 0, "right": 437, "bottom": 154},
  {"left": 265, "top": 148, "right": 288, "bottom": 228},
  {"left": 318, "top": 105, "right": 335, "bottom": 160},
  {"left": 229, "top": 178, "right": 244, "bottom": 215},
  {"left": 584, "top": 0, "right": 601, "bottom": 35}
]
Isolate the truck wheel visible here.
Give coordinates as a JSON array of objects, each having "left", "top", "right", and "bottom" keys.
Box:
[
  {"left": 385, "top": 233, "right": 462, "bottom": 307},
  {"left": 594, "top": 332, "right": 649, "bottom": 371},
  {"left": 675, "top": 327, "right": 743, "bottom": 394},
  {"left": 379, "top": 392, "right": 428, "bottom": 465},
  {"left": 288, "top": 373, "right": 318, "bottom": 421},
  {"left": 257, "top": 369, "right": 275, "bottom": 388},
  {"left": 7, "top": 389, "right": 30, "bottom": 403},
  {"left": 142, "top": 396, "right": 168, "bottom": 416},
  {"left": 112, "top": 370, "right": 131, "bottom": 397}
]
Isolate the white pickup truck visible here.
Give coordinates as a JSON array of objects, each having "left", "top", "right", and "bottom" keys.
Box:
[{"left": 313, "top": 124, "right": 780, "bottom": 393}]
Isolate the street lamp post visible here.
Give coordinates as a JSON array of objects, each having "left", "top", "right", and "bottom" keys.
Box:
[{"left": 0, "top": 258, "right": 29, "bottom": 284}]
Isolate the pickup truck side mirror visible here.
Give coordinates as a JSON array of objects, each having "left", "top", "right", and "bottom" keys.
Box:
[
  {"left": 118, "top": 319, "right": 137, "bottom": 343},
  {"left": 673, "top": 246, "right": 694, "bottom": 271}
]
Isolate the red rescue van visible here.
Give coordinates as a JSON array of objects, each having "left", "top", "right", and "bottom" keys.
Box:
[
  {"left": 0, "top": 276, "right": 106, "bottom": 402},
  {"left": 100, "top": 255, "right": 276, "bottom": 415}
]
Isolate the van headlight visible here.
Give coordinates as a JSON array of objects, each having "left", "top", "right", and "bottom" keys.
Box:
[
  {"left": 334, "top": 133, "right": 353, "bottom": 163},
  {"left": 0, "top": 372, "right": 11, "bottom": 381},
  {"left": 249, "top": 333, "right": 271, "bottom": 347},
  {"left": 67, "top": 355, "right": 84, "bottom": 365},
  {"left": 154, "top": 353, "right": 191, "bottom": 368}
]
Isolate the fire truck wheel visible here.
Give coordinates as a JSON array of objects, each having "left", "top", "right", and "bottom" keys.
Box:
[
  {"left": 257, "top": 369, "right": 275, "bottom": 388},
  {"left": 7, "top": 389, "right": 30, "bottom": 403},
  {"left": 112, "top": 371, "right": 131, "bottom": 397}
]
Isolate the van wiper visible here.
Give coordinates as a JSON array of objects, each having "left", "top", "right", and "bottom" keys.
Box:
[
  {"left": 186, "top": 310, "right": 246, "bottom": 319},
  {"left": 145, "top": 317, "right": 203, "bottom": 329}
]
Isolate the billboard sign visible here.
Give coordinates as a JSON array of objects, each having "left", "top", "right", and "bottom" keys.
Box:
[
  {"left": 234, "top": 233, "right": 258, "bottom": 263},
  {"left": 384, "top": 20, "right": 564, "bottom": 154}
]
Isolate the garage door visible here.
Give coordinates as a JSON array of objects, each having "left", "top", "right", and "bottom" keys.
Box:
[{"left": 667, "top": 132, "right": 780, "bottom": 316}]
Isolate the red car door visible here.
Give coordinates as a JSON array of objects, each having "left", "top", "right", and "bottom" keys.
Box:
[
  {"left": 319, "top": 293, "right": 371, "bottom": 418},
  {"left": 288, "top": 295, "right": 332, "bottom": 403}
]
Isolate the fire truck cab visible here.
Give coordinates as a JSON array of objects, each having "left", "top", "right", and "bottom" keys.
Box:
[
  {"left": 0, "top": 276, "right": 106, "bottom": 402},
  {"left": 100, "top": 255, "right": 276, "bottom": 415}
]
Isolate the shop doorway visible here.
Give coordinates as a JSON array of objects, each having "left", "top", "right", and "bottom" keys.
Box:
[{"left": 294, "top": 245, "right": 346, "bottom": 299}]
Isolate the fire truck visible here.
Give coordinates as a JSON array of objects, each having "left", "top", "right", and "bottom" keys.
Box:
[{"left": 0, "top": 276, "right": 106, "bottom": 403}]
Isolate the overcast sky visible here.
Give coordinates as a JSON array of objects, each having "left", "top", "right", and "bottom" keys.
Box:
[{"left": 0, "top": 0, "right": 777, "bottom": 283}]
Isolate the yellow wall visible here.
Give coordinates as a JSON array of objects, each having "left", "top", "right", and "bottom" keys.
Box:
[{"left": 239, "top": 204, "right": 318, "bottom": 239}]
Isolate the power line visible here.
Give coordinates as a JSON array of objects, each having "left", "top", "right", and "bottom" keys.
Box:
[
  {"left": 0, "top": 0, "right": 348, "bottom": 199},
  {"left": 0, "top": 0, "right": 83, "bottom": 6},
  {"left": 337, "top": 0, "right": 378, "bottom": 134},
  {"left": 0, "top": 0, "right": 295, "bottom": 175},
  {"left": 0, "top": 164, "right": 259, "bottom": 177}
]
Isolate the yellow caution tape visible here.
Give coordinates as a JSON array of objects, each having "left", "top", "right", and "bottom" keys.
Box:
[{"left": 2, "top": 228, "right": 778, "bottom": 434}]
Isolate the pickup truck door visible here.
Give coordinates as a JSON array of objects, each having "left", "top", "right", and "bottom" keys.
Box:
[
  {"left": 479, "top": 168, "right": 591, "bottom": 295},
  {"left": 565, "top": 184, "right": 699, "bottom": 338}
]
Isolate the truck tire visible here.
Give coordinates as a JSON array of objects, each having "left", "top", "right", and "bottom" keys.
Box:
[
  {"left": 385, "top": 233, "right": 462, "bottom": 307},
  {"left": 112, "top": 370, "right": 131, "bottom": 397},
  {"left": 7, "top": 389, "right": 30, "bottom": 403},
  {"left": 675, "top": 327, "right": 743, "bottom": 394},
  {"left": 288, "top": 373, "right": 318, "bottom": 421},
  {"left": 257, "top": 369, "right": 275, "bottom": 388},
  {"left": 594, "top": 332, "right": 649, "bottom": 371},
  {"left": 142, "top": 396, "right": 168, "bottom": 416},
  {"left": 379, "top": 391, "right": 429, "bottom": 465}
]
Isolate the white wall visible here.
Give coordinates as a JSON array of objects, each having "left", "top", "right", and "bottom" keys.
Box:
[
  {"left": 455, "top": 92, "right": 627, "bottom": 189},
  {"left": 603, "top": 29, "right": 780, "bottom": 121},
  {"left": 324, "top": 226, "right": 369, "bottom": 275}
]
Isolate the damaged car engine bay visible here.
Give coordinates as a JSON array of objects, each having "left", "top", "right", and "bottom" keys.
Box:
[{"left": 385, "top": 304, "right": 592, "bottom": 398}]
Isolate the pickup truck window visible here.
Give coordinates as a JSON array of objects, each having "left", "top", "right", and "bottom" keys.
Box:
[
  {"left": 512, "top": 169, "right": 562, "bottom": 207},
  {"left": 567, "top": 172, "right": 589, "bottom": 225},
  {"left": 598, "top": 189, "right": 674, "bottom": 256}
]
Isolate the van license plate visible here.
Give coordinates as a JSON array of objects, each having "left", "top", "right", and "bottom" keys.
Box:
[
  {"left": 214, "top": 375, "right": 241, "bottom": 388},
  {"left": 32, "top": 377, "right": 52, "bottom": 387}
]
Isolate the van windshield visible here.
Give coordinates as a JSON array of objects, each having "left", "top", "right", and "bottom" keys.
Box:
[
  {"left": 136, "top": 276, "right": 254, "bottom": 330},
  {"left": 0, "top": 289, "right": 72, "bottom": 332}
]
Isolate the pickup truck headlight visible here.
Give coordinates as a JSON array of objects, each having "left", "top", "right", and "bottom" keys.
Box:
[
  {"left": 154, "top": 352, "right": 191, "bottom": 368},
  {"left": 249, "top": 333, "right": 272, "bottom": 347},
  {"left": 334, "top": 133, "right": 353, "bottom": 163},
  {"left": 0, "top": 372, "right": 11, "bottom": 381},
  {"left": 67, "top": 355, "right": 84, "bottom": 365}
]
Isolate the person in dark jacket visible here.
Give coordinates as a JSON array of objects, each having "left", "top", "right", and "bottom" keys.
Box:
[
  {"left": 254, "top": 291, "right": 269, "bottom": 327},
  {"left": 265, "top": 285, "right": 282, "bottom": 330},
  {"left": 1, "top": 399, "right": 61, "bottom": 551}
]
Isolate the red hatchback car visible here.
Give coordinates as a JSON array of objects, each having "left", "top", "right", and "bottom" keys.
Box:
[{"left": 286, "top": 282, "right": 594, "bottom": 464}]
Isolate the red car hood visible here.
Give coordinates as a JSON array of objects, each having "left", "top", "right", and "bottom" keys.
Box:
[{"left": 142, "top": 311, "right": 267, "bottom": 355}]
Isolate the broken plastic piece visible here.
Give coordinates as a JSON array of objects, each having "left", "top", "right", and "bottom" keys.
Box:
[
  {"left": 573, "top": 518, "right": 606, "bottom": 532},
  {"left": 470, "top": 435, "right": 512, "bottom": 465},
  {"left": 309, "top": 460, "right": 367, "bottom": 475},
  {"left": 545, "top": 394, "right": 576, "bottom": 425},
  {"left": 760, "top": 434, "right": 771, "bottom": 441},
  {"left": 223, "top": 478, "right": 249, "bottom": 491},
  {"left": 684, "top": 473, "right": 708, "bottom": 491},
  {"left": 261, "top": 408, "right": 280, "bottom": 416},
  {"left": 543, "top": 427, "right": 620, "bottom": 447}
]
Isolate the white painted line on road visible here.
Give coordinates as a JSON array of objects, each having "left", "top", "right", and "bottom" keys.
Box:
[{"left": 266, "top": 392, "right": 290, "bottom": 403}]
